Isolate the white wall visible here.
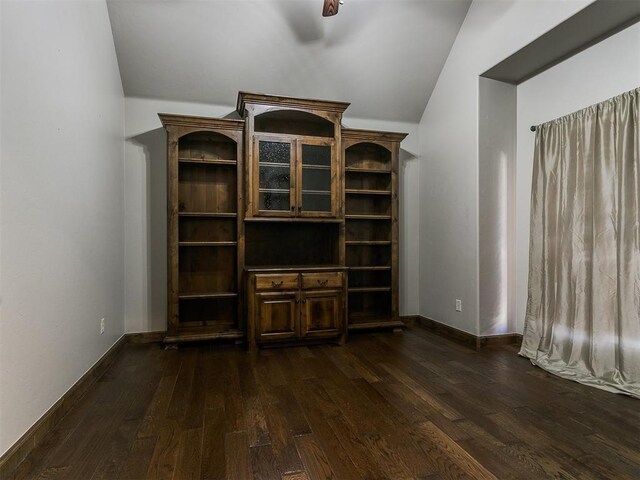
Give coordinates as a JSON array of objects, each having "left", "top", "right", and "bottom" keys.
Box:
[
  {"left": 124, "top": 98, "right": 236, "bottom": 334},
  {"left": 0, "top": 0, "right": 125, "bottom": 456},
  {"left": 124, "top": 97, "right": 420, "bottom": 333},
  {"left": 418, "top": 0, "right": 593, "bottom": 335},
  {"left": 478, "top": 77, "right": 516, "bottom": 336},
  {"left": 516, "top": 22, "right": 640, "bottom": 333}
]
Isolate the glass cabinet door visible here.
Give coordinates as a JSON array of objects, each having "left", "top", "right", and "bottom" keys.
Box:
[
  {"left": 298, "top": 140, "right": 334, "bottom": 216},
  {"left": 257, "top": 138, "right": 294, "bottom": 215}
]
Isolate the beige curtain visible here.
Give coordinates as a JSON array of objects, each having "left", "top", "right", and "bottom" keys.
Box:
[{"left": 520, "top": 87, "right": 640, "bottom": 398}]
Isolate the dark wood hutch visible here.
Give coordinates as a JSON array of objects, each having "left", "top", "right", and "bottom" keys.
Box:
[{"left": 159, "top": 92, "right": 407, "bottom": 348}]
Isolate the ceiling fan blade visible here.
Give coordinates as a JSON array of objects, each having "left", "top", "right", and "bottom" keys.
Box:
[{"left": 322, "top": 0, "right": 340, "bottom": 17}]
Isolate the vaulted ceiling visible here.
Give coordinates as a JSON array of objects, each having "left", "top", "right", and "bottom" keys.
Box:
[{"left": 106, "top": 0, "right": 471, "bottom": 122}]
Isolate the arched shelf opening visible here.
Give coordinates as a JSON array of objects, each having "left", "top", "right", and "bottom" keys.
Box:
[
  {"left": 345, "top": 142, "right": 391, "bottom": 172},
  {"left": 177, "top": 130, "right": 238, "bottom": 215},
  {"left": 254, "top": 109, "right": 334, "bottom": 137},
  {"left": 178, "top": 130, "right": 238, "bottom": 164}
]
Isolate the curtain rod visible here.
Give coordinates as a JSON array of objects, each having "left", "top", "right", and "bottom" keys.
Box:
[{"left": 530, "top": 125, "right": 536, "bottom": 132}]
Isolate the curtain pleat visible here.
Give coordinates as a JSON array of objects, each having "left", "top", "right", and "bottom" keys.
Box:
[{"left": 520, "top": 87, "right": 640, "bottom": 398}]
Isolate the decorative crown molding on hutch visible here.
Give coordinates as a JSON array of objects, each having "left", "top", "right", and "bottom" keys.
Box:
[{"left": 160, "top": 91, "right": 407, "bottom": 346}]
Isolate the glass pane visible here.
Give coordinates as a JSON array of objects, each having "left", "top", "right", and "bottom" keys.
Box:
[
  {"left": 302, "top": 168, "right": 331, "bottom": 191},
  {"left": 259, "top": 165, "right": 290, "bottom": 189},
  {"left": 302, "top": 192, "right": 331, "bottom": 212},
  {"left": 259, "top": 141, "right": 290, "bottom": 211},
  {"left": 302, "top": 144, "right": 331, "bottom": 166},
  {"left": 301, "top": 144, "right": 332, "bottom": 213},
  {"left": 259, "top": 140, "right": 290, "bottom": 164},
  {"left": 260, "top": 192, "right": 290, "bottom": 211}
]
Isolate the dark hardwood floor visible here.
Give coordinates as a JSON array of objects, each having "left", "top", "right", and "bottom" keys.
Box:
[{"left": 9, "top": 326, "right": 639, "bottom": 480}]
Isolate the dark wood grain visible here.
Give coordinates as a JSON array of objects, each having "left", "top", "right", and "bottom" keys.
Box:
[
  {"left": 160, "top": 116, "right": 243, "bottom": 345},
  {"left": 6, "top": 327, "right": 639, "bottom": 480}
]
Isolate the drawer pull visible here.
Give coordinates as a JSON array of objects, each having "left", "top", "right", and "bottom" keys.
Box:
[
  {"left": 317, "top": 279, "right": 329, "bottom": 287},
  {"left": 271, "top": 280, "right": 283, "bottom": 287}
]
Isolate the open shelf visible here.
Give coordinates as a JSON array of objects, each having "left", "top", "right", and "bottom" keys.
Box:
[
  {"left": 179, "top": 292, "right": 238, "bottom": 300},
  {"left": 346, "top": 220, "right": 391, "bottom": 242},
  {"left": 348, "top": 320, "right": 404, "bottom": 331},
  {"left": 246, "top": 222, "right": 339, "bottom": 267},
  {"left": 179, "top": 216, "right": 237, "bottom": 243},
  {"left": 349, "top": 266, "right": 391, "bottom": 271},
  {"left": 346, "top": 195, "right": 390, "bottom": 216},
  {"left": 178, "top": 296, "right": 238, "bottom": 330},
  {"left": 345, "top": 170, "right": 391, "bottom": 191},
  {"left": 178, "top": 212, "right": 237, "bottom": 218},
  {"left": 348, "top": 268, "right": 391, "bottom": 289},
  {"left": 348, "top": 291, "right": 391, "bottom": 324},
  {"left": 345, "top": 167, "right": 391, "bottom": 174},
  {"left": 345, "top": 189, "right": 391, "bottom": 195},
  {"left": 346, "top": 244, "right": 390, "bottom": 267},
  {"left": 178, "top": 241, "right": 237, "bottom": 247},
  {"left": 179, "top": 157, "right": 237, "bottom": 166},
  {"left": 348, "top": 287, "right": 391, "bottom": 293},
  {"left": 178, "top": 131, "right": 237, "bottom": 162},
  {"left": 345, "top": 214, "right": 391, "bottom": 220},
  {"left": 179, "top": 242, "right": 237, "bottom": 295},
  {"left": 346, "top": 141, "right": 393, "bottom": 325},
  {"left": 345, "top": 241, "right": 391, "bottom": 245},
  {"left": 179, "top": 162, "right": 237, "bottom": 213},
  {"left": 245, "top": 217, "right": 342, "bottom": 223},
  {"left": 254, "top": 110, "right": 334, "bottom": 137},
  {"left": 345, "top": 142, "right": 392, "bottom": 171}
]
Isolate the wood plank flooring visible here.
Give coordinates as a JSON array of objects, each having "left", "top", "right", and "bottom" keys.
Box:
[{"left": 8, "top": 327, "right": 640, "bottom": 479}]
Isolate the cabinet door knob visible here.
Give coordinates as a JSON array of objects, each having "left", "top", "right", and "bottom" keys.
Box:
[
  {"left": 317, "top": 279, "right": 328, "bottom": 287},
  {"left": 271, "top": 280, "right": 283, "bottom": 287},
  {"left": 302, "top": 299, "right": 307, "bottom": 303}
]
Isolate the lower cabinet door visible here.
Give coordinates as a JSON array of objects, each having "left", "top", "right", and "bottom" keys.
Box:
[
  {"left": 301, "top": 290, "right": 343, "bottom": 338},
  {"left": 256, "top": 291, "right": 299, "bottom": 343}
]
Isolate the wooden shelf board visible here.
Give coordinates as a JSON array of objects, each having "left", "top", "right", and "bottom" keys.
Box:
[
  {"left": 345, "top": 215, "right": 391, "bottom": 220},
  {"left": 345, "top": 189, "right": 391, "bottom": 195},
  {"left": 345, "top": 241, "right": 391, "bottom": 246},
  {"left": 348, "top": 320, "right": 405, "bottom": 331},
  {"left": 244, "top": 217, "right": 342, "bottom": 223},
  {"left": 178, "top": 321, "right": 236, "bottom": 329},
  {"left": 164, "top": 329, "right": 243, "bottom": 344},
  {"left": 345, "top": 167, "right": 391, "bottom": 174},
  {"left": 179, "top": 242, "right": 237, "bottom": 247},
  {"left": 245, "top": 265, "right": 347, "bottom": 273},
  {"left": 348, "top": 287, "right": 391, "bottom": 293},
  {"left": 179, "top": 157, "right": 237, "bottom": 166},
  {"left": 348, "top": 266, "right": 392, "bottom": 271},
  {"left": 178, "top": 212, "right": 237, "bottom": 218},
  {"left": 179, "top": 292, "right": 238, "bottom": 300}
]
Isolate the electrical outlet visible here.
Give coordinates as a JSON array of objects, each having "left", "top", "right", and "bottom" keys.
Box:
[
  {"left": 455, "top": 299, "right": 462, "bottom": 312},
  {"left": 100, "top": 318, "right": 105, "bottom": 334}
]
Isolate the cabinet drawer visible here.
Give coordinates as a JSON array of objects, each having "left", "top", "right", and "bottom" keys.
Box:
[
  {"left": 301, "top": 272, "right": 343, "bottom": 290},
  {"left": 255, "top": 273, "right": 299, "bottom": 291}
]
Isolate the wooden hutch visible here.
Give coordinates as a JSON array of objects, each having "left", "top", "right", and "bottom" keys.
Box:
[{"left": 160, "top": 92, "right": 406, "bottom": 348}]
